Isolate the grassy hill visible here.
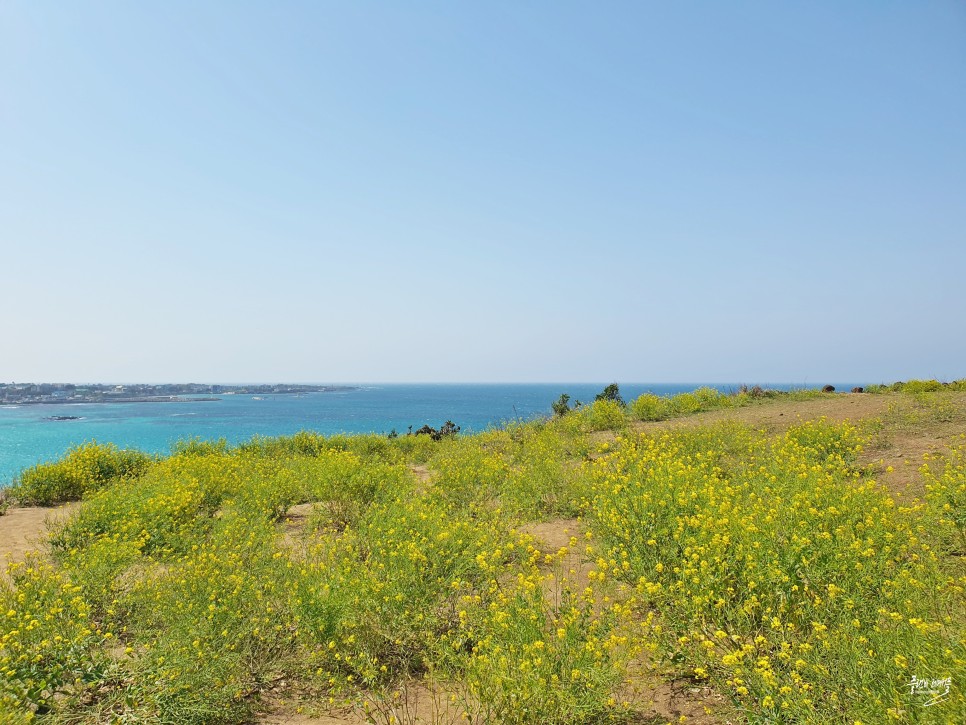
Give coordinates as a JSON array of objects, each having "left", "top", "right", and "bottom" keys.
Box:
[{"left": 2, "top": 384, "right": 964, "bottom": 723}]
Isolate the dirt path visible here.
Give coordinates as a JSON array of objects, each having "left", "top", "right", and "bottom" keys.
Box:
[
  {"left": 260, "top": 682, "right": 470, "bottom": 725},
  {"left": 0, "top": 502, "right": 78, "bottom": 577},
  {"left": 632, "top": 392, "right": 893, "bottom": 434},
  {"left": 260, "top": 710, "right": 357, "bottom": 724},
  {"left": 520, "top": 517, "right": 587, "bottom": 603}
]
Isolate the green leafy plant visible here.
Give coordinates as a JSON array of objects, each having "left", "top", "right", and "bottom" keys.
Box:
[
  {"left": 582, "top": 399, "right": 627, "bottom": 431},
  {"left": 551, "top": 393, "right": 571, "bottom": 417},
  {"left": 413, "top": 421, "right": 461, "bottom": 441},
  {"left": 11, "top": 442, "right": 153, "bottom": 506}
]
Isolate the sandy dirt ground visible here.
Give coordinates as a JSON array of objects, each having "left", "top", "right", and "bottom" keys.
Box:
[{"left": 0, "top": 501, "right": 78, "bottom": 578}]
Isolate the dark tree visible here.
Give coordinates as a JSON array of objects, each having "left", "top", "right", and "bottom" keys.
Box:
[
  {"left": 551, "top": 393, "right": 572, "bottom": 417},
  {"left": 439, "top": 420, "right": 460, "bottom": 438},
  {"left": 413, "top": 421, "right": 461, "bottom": 441},
  {"left": 595, "top": 383, "right": 625, "bottom": 407}
]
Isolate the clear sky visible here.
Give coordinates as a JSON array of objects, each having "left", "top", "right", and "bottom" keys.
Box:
[{"left": 2, "top": 1, "right": 964, "bottom": 384}]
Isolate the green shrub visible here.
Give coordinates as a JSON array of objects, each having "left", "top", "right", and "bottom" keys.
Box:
[
  {"left": 235, "top": 430, "right": 438, "bottom": 465},
  {"left": 730, "top": 390, "right": 752, "bottom": 407},
  {"left": 901, "top": 379, "right": 945, "bottom": 393},
  {"left": 628, "top": 385, "right": 833, "bottom": 423},
  {"left": 692, "top": 386, "right": 726, "bottom": 407},
  {"left": 784, "top": 387, "right": 827, "bottom": 401},
  {"left": 11, "top": 442, "right": 153, "bottom": 506},
  {"left": 237, "top": 431, "right": 326, "bottom": 457},
  {"left": 670, "top": 391, "right": 703, "bottom": 415},
  {"left": 171, "top": 437, "right": 231, "bottom": 457},
  {"left": 628, "top": 393, "right": 673, "bottom": 421},
  {"left": 867, "top": 379, "right": 966, "bottom": 394},
  {"left": 582, "top": 399, "right": 627, "bottom": 431}
]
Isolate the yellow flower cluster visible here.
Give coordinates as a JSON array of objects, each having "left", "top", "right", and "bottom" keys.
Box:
[
  {"left": 456, "top": 556, "right": 635, "bottom": 723},
  {"left": 922, "top": 436, "right": 966, "bottom": 555},
  {"left": 583, "top": 420, "right": 965, "bottom": 721},
  {"left": 0, "top": 557, "right": 105, "bottom": 714},
  {"left": 11, "top": 441, "right": 152, "bottom": 505}
]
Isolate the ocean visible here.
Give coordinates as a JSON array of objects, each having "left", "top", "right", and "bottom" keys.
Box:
[{"left": 0, "top": 382, "right": 861, "bottom": 485}]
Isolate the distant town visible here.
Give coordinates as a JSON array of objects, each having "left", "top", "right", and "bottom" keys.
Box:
[{"left": 0, "top": 383, "right": 357, "bottom": 405}]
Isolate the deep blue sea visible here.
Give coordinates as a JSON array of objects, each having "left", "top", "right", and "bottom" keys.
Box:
[{"left": 0, "top": 382, "right": 863, "bottom": 485}]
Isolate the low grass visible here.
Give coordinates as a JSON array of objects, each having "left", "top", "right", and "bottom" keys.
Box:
[{"left": 1, "top": 387, "right": 964, "bottom": 723}]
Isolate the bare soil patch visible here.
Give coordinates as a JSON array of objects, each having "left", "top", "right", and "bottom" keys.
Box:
[
  {"left": 519, "top": 517, "right": 589, "bottom": 601},
  {"left": 261, "top": 711, "right": 358, "bottom": 725},
  {"left": 859, "top": 393, "right": 966, "bottom": 498},
  {"left": 409, "top": 464, "right": 432, "bottom": 483},
  {"left": 631, "top": 392, "right": 893, "bottom": 435},
  {"left": 620, "top": 665, "right": 728, "bottom": 724},
  {"left": 259, "top": 681, "right": 468, "bottom": 725},
  {"left": 0, "top": 502, "right": 79, "bottom": 576},
  {"left": 277, "top": 502, "right": 320, "bottom": 550},
  {"left": 520, "top": 518, "right": 580, "bottom": 553}
]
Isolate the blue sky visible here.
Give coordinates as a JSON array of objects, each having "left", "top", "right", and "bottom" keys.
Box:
[{"left": 2, "top": 1, "right": 964, "bottom": 383}]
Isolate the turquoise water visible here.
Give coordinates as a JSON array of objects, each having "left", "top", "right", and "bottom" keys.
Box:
[{"left": 0, "top": 382, "right": 861, "bottom": 485}]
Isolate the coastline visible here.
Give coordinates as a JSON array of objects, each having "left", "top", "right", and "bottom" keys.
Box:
[
  {"left": 15, "top": 396, "right": 223, "bottom": 405},
  {"left": 0, "top": 384, "right": 359, "bottom": 406}
]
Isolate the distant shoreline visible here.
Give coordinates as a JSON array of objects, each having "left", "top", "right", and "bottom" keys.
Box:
[
  {"left": 25, "top": 396, "right": 223, "bottom": 405},
  {"left": 0, "top": 384, "right": 359, "bottom": 406}
]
